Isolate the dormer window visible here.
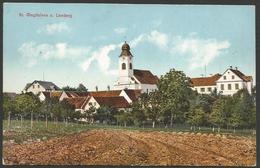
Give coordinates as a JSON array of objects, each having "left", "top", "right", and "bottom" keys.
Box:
[
  {"left": 223, "top": 76, "right": 226, "bottom": 80},
  {"left": 122, "top": 63, "right": 126, "bottom": 70}
]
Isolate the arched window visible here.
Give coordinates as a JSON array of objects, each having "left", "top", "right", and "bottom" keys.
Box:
[
  {"left": 122, "top": 63, "right": 126, "bottom": 70},
  {"left": 129, "top": 63, "right": 132, "bottom": 69}
]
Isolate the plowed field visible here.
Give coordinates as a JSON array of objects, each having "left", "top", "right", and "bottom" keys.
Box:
[{"left": 3, "top": 129, "right": 256, "bottom": 166}]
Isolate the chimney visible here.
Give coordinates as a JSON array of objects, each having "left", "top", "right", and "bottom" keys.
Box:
[
  {"left": 230, "top": 66, "right": 233, "bottom": 69},
  {"left": 107, "top": 85, "right": 110, "bottom": 91},
  {"left": 235, "top": 67, "right": 238, "bottom": 70},
  {"left": 95, "top": 86, "right": 98, "bottom": 92}
]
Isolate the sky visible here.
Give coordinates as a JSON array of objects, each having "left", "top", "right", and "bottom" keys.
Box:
[{"left": 3, "top": 3, "right": 255, "bottom": 93}]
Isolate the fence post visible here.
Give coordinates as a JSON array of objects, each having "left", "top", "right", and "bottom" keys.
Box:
[{"left": 8, "top": 111, "right": 11, "bottom": 130}]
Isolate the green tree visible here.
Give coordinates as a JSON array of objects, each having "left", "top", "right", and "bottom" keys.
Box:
[
  {"left": 146, "top": 90, "right": 164, "bottom": 128},
  {"left": 77, "top": 83, "right": 88, "bottom": 92},
  {"left": 116, "top": 111, "right": 133, "bottom": 127},
  {"left": 209, "top": 96, "right": 232, "bottom": 129},
  {"left": 3, "top": 95, "right": 15, "bottom": 120},
  {"left": 15, "top": 93, "right": 41, "bottom": 129},
  {"left": 158, "top": 68, "right": 192, "bottom": 127},
  {"left": 62, "top": 86, "right": 77, "bottom": 91},
  {"left": 131, "top": 101, "right": 147, "bottom": 127},
  {"left": 187, "top": 107, "right": 205, "bottom": 127},
  {"left": 83, "top": 105, "right": 96, "bottom": 124}
]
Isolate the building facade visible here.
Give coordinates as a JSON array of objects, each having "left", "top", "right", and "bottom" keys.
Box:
[
  {"left": 22, "top": 80, "right": 60, "bottom": 95},
  {"left": 191, "top": 67, "right": 253, "bottom": 96}
]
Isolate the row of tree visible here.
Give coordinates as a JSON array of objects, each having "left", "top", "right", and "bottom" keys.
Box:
[{"left": 3, "top": 68, "right": 256, "bottom": 130}]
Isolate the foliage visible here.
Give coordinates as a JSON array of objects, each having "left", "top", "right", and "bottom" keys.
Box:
[
  {"left": 77, "top": 83, "right": 88, "bottom": 92},
  {"left": 14, "top": 93, "right": 41, "bottom": 118},
  {"left": 157, "top": 68, "right": 192, "bottom": 127},
  {"left": 62, "top": 86, "right": 77, "bottom": 91},
  {"left": 3, "top": 95, "right": 15, "bottom": 119},
  {"left": 94, "top": 106, "right": 118, "bottom": 124}
]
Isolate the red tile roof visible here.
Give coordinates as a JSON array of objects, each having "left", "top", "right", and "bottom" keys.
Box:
[
  {"left": 64, "top": 91, "right": 90, "bottom": 98},
  {"left": 65, "top": 96, "right": 91, "bottom": 109},
  {"left": 89, "top": 90, "right": 121, "bottom": 97},
  {"left": 93, "top": 96, "right": 130, "bottom": 108},
  {"left": 191, "top": 74, "right": 221, "bottom": 87},
  {"left": 133, "top": 69, "right": 158, "bottom": 84},
  {"left": 123, "top": 89, "right": 142, "bottom": 102}
]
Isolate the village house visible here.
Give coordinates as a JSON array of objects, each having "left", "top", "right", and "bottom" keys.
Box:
[
  {"left": 191, "top": 66, "right": 253, "bottom": 95},
  {"left": 114, "top": 42, "right": 159, "bottom": 93},
  {"left": 22, "top": 80, "right": 60, "bottom": 95},
  {"left": 62, "top": 89, "right": 141, "bottom": 112}
]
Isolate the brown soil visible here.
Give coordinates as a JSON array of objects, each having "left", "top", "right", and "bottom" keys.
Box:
[{"left": 3, "top": 129, "right": 256, "bottom": 166}]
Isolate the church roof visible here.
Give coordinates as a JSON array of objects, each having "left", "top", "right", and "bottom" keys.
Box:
[
  {"left": 120, "top": 42, "right": 132, "bottom": 57},
  {"left": 133, "top": 69, "right": 159, "bottom": 84}
]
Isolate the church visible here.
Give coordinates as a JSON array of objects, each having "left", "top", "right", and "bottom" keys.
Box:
[{"left": 113, "top": 42, "right": 159, "bottom": 93}]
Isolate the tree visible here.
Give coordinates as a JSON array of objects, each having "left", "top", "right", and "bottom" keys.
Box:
[
  {"left": 146, "top": 90, "right": 164, "bottom": 128},
  {"left": 131, "top": 101, "right": 147, "bottom": 127},
  {"left": 62, "top": 86, "right": 77, "bottom": 91},
  {"left": 115, "top": 110, "right": 133, "bottom": 127},
  {"left": 77, "top": 83, "right": 88, "bottom": 92},
  {"left": 83, "top": 106, "right": 96, "bottom": 124},
  {"left": 94, "top": 106, "right": 118, "bottom": 124},
  {"left": 3, "top": 95, "right": 15, "bottom": 120},
  {"left": 158, "top": 68, "right": 192, "bottom": 127},
  {"left": 15, "top": 93, "right": 41, "bottom": 129},
  {"left": 187, "top": 107, "right": 205, "bottom": 128},
  {"left": 231, "top": 89, "right": 255, "bottom": 128},
  {"left": 209, "top": 96, "right": 232, "bottom": 130}
]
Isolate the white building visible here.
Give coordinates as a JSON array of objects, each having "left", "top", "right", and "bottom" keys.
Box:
[
  {"left": 191, "top": 67, "right": 253, "bottom": 96},
  {"left": 22, "top": 80, "right": 60, "bottom": 95},
  {"left": 114, "top": 42, "right": 158, "bottom": 93},
  {"left": 216, "top": 67, "right": 253, "bottom": 95}
]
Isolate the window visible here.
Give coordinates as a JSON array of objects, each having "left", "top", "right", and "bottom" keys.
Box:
[
  {"left": 223, "top": 76, "right": 226, "bottom": 80},
  {"left": 122, "top": 63, "right": 126, "bottom": 70},
  {"left": 221, "top": 84, "right": 224, "bottom": 90},
  {"left": 94, "top": 102, "right": 97, "bottom": 106},
  {"left": 228, "top": 84, "right": 231, "bottom": 90},
  {"left": 33, "top": 85, "right": 35, "bottom": 89},
  {"left": 207, "top": 87, "right": 212, "bottom": 92},
  {"left": 89, "top": 102, "right": 92, "bottom": 106},
  {"left": 235, "top": 83, "right": 239, "bottom": 90},
  {"left": 200, "top": 88, "right": 205, "bottom": 92},
  {"left": 38, "top": 85, "right": 40, "bottom": 88},
  {"left": 129, "top": 63, "right": 132, "bottom": 69},
  {"left": 146, "top": 89, "right": 148, "bottom": 93},
  {"left": 232, "top": 75, "right": 235, "bottom": 79}
]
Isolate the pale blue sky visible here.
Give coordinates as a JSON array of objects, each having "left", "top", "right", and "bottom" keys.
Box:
[{"left": 3, "top": 3, "right": 255, "bottom": 93}]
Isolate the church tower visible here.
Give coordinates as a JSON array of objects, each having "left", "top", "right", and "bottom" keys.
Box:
[{"left": 117, "top": 41, "right": 134, "bottom": 85}]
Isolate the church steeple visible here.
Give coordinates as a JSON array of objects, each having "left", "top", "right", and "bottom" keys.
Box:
[
  {"left": 120, "top": 41, "right": 132, "bottom": 57},
  {"left": 116, "top": 42, "right": 134, "bottom": 85}
]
